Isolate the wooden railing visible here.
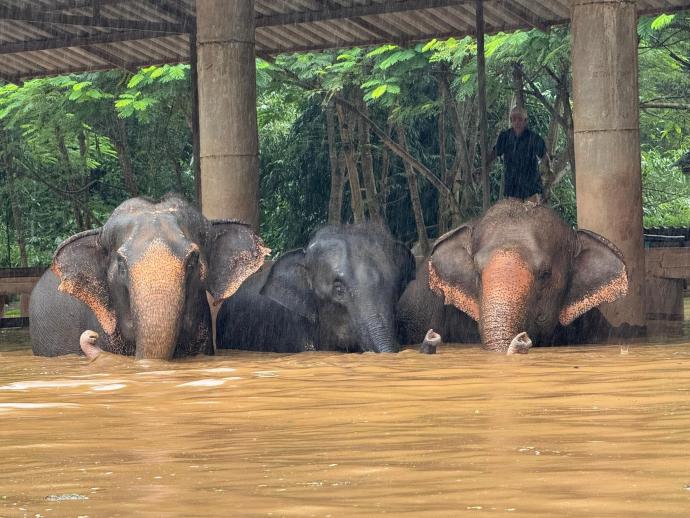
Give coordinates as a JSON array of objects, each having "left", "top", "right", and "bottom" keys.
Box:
[{"left": 0, "top": 267, "right": 46, "bottom": 327}]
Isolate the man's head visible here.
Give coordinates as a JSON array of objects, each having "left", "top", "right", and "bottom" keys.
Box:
[{"left": 510, "top": 106, "right": 528, "bottom": 136}]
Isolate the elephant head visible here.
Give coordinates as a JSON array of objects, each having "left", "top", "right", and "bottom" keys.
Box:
[
  {"left": 259, "top": 225, "right": 415, "bottom": 353},
  {"left": 51, "top": 195, "right": 269, "bottom": 359},
  {"left": 428, "top": 199, "right": 628, "bottom": 352}
]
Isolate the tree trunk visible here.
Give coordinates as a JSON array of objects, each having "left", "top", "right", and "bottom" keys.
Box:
[
  {"left": 173, "top": 158, "right": 184, "bottom": 193},
  {"left": 113, "top": 116, "right": 139, "bottom": 196},
  {"left": 5, "top": 167, "right": 27, "bottom": 268},
  {"left": 397, "top": 125, "right": 429, "bottom": 256},
  {"left": 511, "top": 62, "right": 526, "bottom": 111},
  {"left": 336, "top": 102, "right": 364, "bottom": 224},
  {"left": 379, "top": 122, "right": 392, "bottom": 221},
  {"left": 358, "top": 100, "right": 382, "bottom": 223},
  {"left": 77, "top": 130, "right": 93, "bottom": 228},
  {"left": 559, "top": 78, "right": 576, "bottom": 189},
  {"left": 326, "top": 103, "right": 344, "bottom": 224},
  {"left": 336, "top": 96, "right": 455, "bottom": 205},
  {"left": 437, "top": 93, "right": 451, "bottom": 234},
  {"left": 439, "top": 70, "right": 479, "bottom": 224}
]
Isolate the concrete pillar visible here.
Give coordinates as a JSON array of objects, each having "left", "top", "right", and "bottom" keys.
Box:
[
  {"left": 571, "top": 0, "right": 645, "bottom": 331},
  {"left": 196, "top": 0, "right": 260, "bottom": 228}
]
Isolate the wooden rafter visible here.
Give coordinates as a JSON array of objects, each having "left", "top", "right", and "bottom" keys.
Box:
[
  {"left": 0, "top": 29, "right": 183, "bottom": 54},
  {"left": 83, "top": 44, "right": 138, "bottom": 72},
  {"left": 255, "top": 0, "right": 470, "bottom": 27},
  {"left": 0, "top": 5, "right": 191, "bottom": 33},
  {"left": 500, "top": 1, "right": 548, "bottom": 32},
  {"left": 145, "top": 0, "right": 194, "bottom": 24}
]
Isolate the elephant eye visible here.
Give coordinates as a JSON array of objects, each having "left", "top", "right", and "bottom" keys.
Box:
[
  {"left": 538, "top": 268, "right": 552, "bottom": 282},
  {"left": 332, "top": 280, "right": 347, "bottom": 299},
  {"left": 187, "top": 251, "right": 199, "bottom": 271},
  {"left": 116, "top": 255, "right": 127, "bottom": 276}
]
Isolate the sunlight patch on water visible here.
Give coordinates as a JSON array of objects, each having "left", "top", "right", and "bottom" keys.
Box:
[
  {"left": 0, "top": 379, "right": 127, "bottom": 390},
  {"left": 135, "top": 370, "right": 178, "bottom": 376},
  {"left": 253, "top": 370, "right": 278, "bottom": 378},
  {"left": 91, "top": 383, "right": 127, "bottom": 391},
  {"left": 0, "top": 402, "right": 80, "bottom": 411},
  {"left": 177, "top": 378, "right": 225, "bottom": 387}
]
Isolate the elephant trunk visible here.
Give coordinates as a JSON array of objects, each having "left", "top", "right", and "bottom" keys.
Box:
[
  {"left": 129, "top": 242, "right": 187, "bottom": 360},
  {"left": 479, "top": 250, "right": 533, "bottom": 353},
  {"left": 357, "top": 305, "right": 399, "bottom": 353}
]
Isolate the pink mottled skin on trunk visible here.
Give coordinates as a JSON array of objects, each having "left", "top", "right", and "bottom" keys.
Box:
[
  {"left": 480, "top": 250, "right": 533, "bottom": 352},
  {"left": 129, "top": 240, "right": 186, "bottom": 360}
]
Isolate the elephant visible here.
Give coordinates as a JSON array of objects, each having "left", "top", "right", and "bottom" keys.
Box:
[
  {"left": 30, "top": 194, "right": 269, "bottom": 359},
  {"left": 216, "top": 224, "right": 416, "bottom": 353},
  {"left": 398, "top": 198, "right": 629, "bottom": 352}
]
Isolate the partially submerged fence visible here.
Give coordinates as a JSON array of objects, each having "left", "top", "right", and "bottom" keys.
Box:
[{"left": 0, "top": 267, "right": 46, "bottom": 328}]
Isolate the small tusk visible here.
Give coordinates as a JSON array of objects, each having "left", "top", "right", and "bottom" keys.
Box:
[{"left": 507, "top": 331, "right": 532, "bottom": 355}]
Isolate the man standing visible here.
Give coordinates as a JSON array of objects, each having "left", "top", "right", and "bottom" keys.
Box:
[{"left": 488, "top": 106, "right": 551, "bottom": 202}]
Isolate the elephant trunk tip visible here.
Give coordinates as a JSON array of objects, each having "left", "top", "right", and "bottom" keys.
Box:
[
  {"left": 80, "top": 329, "right": 102, "bottom": 361},
  {"left": 420, "top": 328, "right": 441, "bottom": 354},
  {"left": 506, "top": 331, "right": 533, "bottom": 355}
]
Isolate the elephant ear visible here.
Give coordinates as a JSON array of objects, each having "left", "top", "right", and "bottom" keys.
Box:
[
  {"left": 559, "top": 229, "right": 628, "bottom": 326},
  {"left": 260, "top": 249, "right": 317, "bottom": 324},
  {"left": 51, "top": 229, "right": 117, "bottom": 336},
  {"left": 206, "top": 220, "right": 270, "bottom": 306},
  {"left": 427, "top": 223, "right": 480, "bottom": 321}
]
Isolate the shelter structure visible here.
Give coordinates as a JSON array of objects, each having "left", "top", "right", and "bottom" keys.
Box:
[{"left": 2, "top": 0, "right": 690, "bottom": 335}]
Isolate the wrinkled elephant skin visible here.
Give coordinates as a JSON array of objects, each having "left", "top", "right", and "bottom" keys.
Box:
[
  {"left": 217, "top": 224, "right": 415, "bottom": 353},
  {"left": 398, "top": 198, "right": 628, "bottom": 352},
  {"left": 30, "top": 194, "right": 269, "bottom": 359}
]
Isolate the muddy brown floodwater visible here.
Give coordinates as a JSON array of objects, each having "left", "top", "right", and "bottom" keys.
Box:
[{"left": 1, "top": 328, "right": 690, "bottom": 517}]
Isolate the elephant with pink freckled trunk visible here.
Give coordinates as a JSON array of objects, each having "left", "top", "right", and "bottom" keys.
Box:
[
  {"left": 30, "top": 194, "right": 268, "bottom": 360},
  {"left": 398, "top": 199, "right": 629, "bottom": 352}
]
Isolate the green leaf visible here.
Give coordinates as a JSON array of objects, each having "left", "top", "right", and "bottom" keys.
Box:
[
  {"left": 72, "top": 81, "right": 92, "bottom": 92},
  {"left": 370, "top": 85, "right": 387, "bottom": 99},
  {"left": 378, "top": 49, "right": 416, "bottom": 70},
  {"left": 421, "top": 39, "right": 438, "bottom": 52},
  {"left": 360, "top": 79, "right": 383, "bottom": 88},
  {"left": 366, "top": 44, "right": 398, "bottom": 58},
  {"left": 127, "top": 74, "right": 146, "bottom": 88},
  {"left": 651, "top": 13, "right": 675, "bottom": 30}
]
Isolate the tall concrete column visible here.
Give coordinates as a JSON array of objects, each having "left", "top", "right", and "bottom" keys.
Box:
[
  {"left": 571, "top": 0, "right": 645, "bottom": 331},
  {"left": 196, "top": 0, "right": 260, "bottom": 228}
]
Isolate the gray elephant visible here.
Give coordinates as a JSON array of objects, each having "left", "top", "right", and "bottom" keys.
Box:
[
  {"left": 398, "top": 198, "right": 628, "bottom": 352},
  {"left": 216, "top": 224, "right": 415, "bottom": 353},
  {"left": 30, "top": 194, "right": 269, "bottom": 359}
]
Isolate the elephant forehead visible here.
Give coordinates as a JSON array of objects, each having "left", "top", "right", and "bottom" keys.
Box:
[
  {"left": 114, "top": 216, "right": 195, "bottom": 259},
  {"left": 307, "top": 239, "right": 348, "bottom": 269},
  {"left": 475, "top": 228, "right": 566, "bottom": 271},
  {"left": 128, "top": 240, "right": 186, "bottom": 287}
]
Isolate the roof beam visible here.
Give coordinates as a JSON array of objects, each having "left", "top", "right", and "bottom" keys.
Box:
[
  {"left": 0, "top": 29, "right": 184, "bottom": 54},
  {"left": 499, "top": 1, "right": 548, "bottom": 33},
  {"left": 145, "top": 0, "right": 194, "bottom": 24},
  {"left": 0, "top": 5, "right": 191, "bottom": 33},
  {"left": 83, "top": 44, "right": 138, "bottom": 72},
  {"left": 255, "top": 0, "right": 470, "bottom": 27}
]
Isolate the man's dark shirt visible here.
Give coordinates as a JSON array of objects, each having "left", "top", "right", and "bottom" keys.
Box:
[{"left": 494, "top": 127, "right": 546, "bottom": 199}]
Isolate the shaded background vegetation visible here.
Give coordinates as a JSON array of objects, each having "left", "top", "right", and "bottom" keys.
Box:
[{"left": 0, "top": 13, "right": 688, "bottom": 266}]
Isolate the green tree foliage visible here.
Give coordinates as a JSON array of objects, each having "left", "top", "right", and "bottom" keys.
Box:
[{"left": 0, "top": 13, "right": 687, "bottom": 267}]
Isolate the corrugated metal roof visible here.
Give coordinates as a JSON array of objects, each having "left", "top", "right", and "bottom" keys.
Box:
[{"left": 0, "top": 0, "right": 688, "bottom": 81}]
